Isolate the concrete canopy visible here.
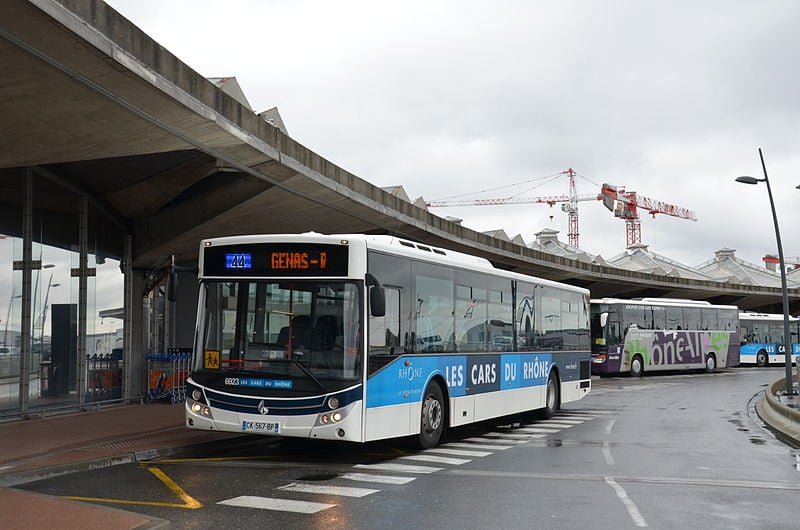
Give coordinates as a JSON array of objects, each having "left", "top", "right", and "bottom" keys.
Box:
[{"left": 1, "top": 0, "right": 798, "bottom": 313}]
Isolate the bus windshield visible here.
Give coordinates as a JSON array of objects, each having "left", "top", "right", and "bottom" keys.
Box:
[{"left": 194, "top": 280, "right": 362, "bottom": 383}]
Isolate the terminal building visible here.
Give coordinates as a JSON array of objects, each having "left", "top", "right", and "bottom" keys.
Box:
[{"left": 1, "top": 0, "right": 799, "bottom": 419}]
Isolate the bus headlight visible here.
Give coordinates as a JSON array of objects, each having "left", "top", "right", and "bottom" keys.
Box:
[
  {"left": 328, "top": 397, "right": 339, "bottom": 409},
  {"left": 192, "top": 389, "right": 203, "bottom": 401},
  {"left": 191, "top": 402, "right": 211, "bottom": 416}
]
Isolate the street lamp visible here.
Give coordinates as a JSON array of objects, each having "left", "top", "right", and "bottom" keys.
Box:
[
  {"left": 38, "top": 274, "right": 61, "bottom": 356},
  {"left": 736, "top": 147, "right": 794, "bottom": 395}
]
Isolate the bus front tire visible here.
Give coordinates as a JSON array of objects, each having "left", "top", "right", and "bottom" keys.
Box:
[
  {"left": 416, "top": 382, "right": 445, "bottom": 449},
  {"left": 630, "top": 355, "right": 643, "bottom": 378},
  {"left": 756, "top": 350, "right": 768, "bottom": 367}
]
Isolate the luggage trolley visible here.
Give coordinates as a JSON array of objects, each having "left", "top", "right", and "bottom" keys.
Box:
[
  {"left": 85, "top": 351, "right": 122, "bottom": 402},
  {"left": 144, "top": 348, "right": 191, "bottom": 404}
]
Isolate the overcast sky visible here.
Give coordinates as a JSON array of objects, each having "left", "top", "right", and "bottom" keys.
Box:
[{"left": 106, "top": 0, "right": 800, "bottom": 268}]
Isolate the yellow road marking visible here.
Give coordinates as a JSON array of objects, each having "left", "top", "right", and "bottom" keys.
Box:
[{"left": 62, "top": 466, "right": 202, "bottom": 509}]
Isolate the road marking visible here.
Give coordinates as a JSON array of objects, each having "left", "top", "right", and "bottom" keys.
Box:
[
  {"left": 399, "top": 454, "right": 471, "bottom": 465},
  {"left": 604, "top": 419, "right": 616, "bottom": 434},
  {"left": 62, "top": 467, "right": 202, "bottom": 509},
  {"left": 445, "top": 441, "right": 512, "bottom": 450},
  {"left": 218, "top": 495, "right": 334, "bottom": 513},
  {"left": 538, "top": 419, "right": 585, "bottom": 425},
  {"left": 277, "top": 482, "right": 379, "bottom": 497},
  {"left": 464, "top": 436, "right": 528, "bottom": 444},
  {"left": 354, "top": 462, "right": 443, "bottom": 473},
  {"left": 535, "top": 421, "right": 577, "bottom": 428},
  {"left": 514, "top": 427, "right": 561, "bottom": 434},
  {"left": 425, "top": 447, "right": 492, "bottom": 457},
  {"left": 603, "top": 441, "right": 615, "bottom": 466},
  {"left": 482, "top": 432, "right": 537, "bottom": 440},
  {"left": 340, "top": 472, "right": 416, "bottom": 484},
  {"left": 605, "top": 477, "right": 648, "bottom": 527}
]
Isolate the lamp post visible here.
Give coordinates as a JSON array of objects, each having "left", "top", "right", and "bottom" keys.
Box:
[
  {"left": 38, "top": 274, "right": 60, "bottom": 357},
  {"left": 736, "top": 148, "right": 794, "bottom": 395}
]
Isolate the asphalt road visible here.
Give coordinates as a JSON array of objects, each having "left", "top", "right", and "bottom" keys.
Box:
[{"left": 18, "top": 367, "right": 800, "bottom": 529}]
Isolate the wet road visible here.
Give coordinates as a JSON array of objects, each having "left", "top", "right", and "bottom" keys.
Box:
[{"left": 19, "top": 367, "right": 800, "bottom": 529}]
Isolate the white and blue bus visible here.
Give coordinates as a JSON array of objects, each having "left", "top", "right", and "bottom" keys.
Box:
[
  {"left": 738, "top": 311, "right": 800, "bottom": 367},
  {"left": 185, "top": 233, "right": 592, "bottom": 448}
]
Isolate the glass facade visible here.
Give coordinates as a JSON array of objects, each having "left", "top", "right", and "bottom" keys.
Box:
[{"left": 0, "top": 172, "right": 125, "bottom": 417}]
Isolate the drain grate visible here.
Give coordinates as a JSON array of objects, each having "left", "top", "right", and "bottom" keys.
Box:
[{"left": 83, "top": 430, "right": 204, "bottom": 451}]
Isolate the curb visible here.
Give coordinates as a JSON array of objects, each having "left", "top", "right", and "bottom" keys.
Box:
[
  {"left": 0, "top": 442, "right": 211, "bottom": 488},
  {"left": 755, "top": 378, "right": 800, "bottom": 449}
]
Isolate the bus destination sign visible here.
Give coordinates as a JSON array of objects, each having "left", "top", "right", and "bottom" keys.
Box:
[{"left": 204, "top": 243, "right": 349, "bottom": 277}]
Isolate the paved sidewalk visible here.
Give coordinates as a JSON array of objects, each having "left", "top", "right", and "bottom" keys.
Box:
[{"left": 0, "top": 402, "right": 236, "bottom": 529}]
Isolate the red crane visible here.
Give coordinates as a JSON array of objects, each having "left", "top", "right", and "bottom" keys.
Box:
[
  {"left": 426, "top": 168, "right": 600, "bottom": 248},
  {"left": 762, "top": 255, "right": 800, "bottom": 270},
  {"left": 426, "top": 171, "right": 697, "bottom": 249},
  {"left": 599, "top": 183, "right": 697, "bottom": 247}
]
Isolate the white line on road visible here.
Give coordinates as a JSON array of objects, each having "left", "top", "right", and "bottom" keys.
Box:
[
  {"left": 277, "top": 482, "right": 379, "bottom": 497},
  {"left": 604, "top": 477, "right": 648, "bottom": 527},
  {"left": 217, "top": 495, "right": 334, "bottom": 513},
  {"left": 604, "top": 419, "right": 616, "bottom": 435},
  {"left": 514, "top": 427, "right": 562, "bottom": 434},
  {"left": 399, "top": 454, "right": 471, "bottom": 465},
  {"left": 464, "top": 436, "right": 528, "bottom": 445},
  {"left": 340, "top": 472, "right": 416, "bottom": 485},
  {"left": 425, "top": 447, "right": 492, "bottom": 457},
  {"left": 602, "top": 441, "right": 615, "bottom": 466},
  {"left": 354, "top": 462, "right": 443, "bottom": 473},
  {"left": 445, "top": 442, "right": 513, "bottom": 450}
]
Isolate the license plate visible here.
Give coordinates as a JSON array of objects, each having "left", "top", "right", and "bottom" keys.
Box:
[{"left": 242, "top": 420, "right": 280, "bottom": 433}]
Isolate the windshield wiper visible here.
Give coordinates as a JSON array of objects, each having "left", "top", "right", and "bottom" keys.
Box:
[{"left": 267, "top": 357, "right": 325, "bottom": 391}]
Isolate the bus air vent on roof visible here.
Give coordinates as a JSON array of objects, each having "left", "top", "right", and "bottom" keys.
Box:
[
  {"left": 433, "top": 249, "right": 446, "bottom": 255},
  {"left": 398, "top": 240, "right": 415, "bottom": 248},
  {"left": 416, "top": 245, "right": 432, "bottom": 252}
]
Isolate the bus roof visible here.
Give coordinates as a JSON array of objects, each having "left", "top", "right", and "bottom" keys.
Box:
[
  {"left": 200, "top": 232, "right": 589, "bottom": 296},
  {"left": 739, "top": 311, "right": 800, "bottom": 322},
  {"left": 590, "top": 297, "right": 738, "bottom": 311}
]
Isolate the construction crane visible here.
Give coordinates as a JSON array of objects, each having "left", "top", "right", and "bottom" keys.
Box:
[
  {"left": 426, "top": 168, "right": 600, "bottom": 248},
  {"left": 599, "top": 183, "right": 697, "bottom": 247},
  {"left": 762, "top": 255, "right": 800, "bottom": 270}
]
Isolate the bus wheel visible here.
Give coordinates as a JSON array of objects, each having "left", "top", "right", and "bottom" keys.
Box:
[
  {"left": 630, "top": 355, "right": 644, "bottom": 378},
  {"left": 416, "top": 382, "right": 445, "bottom": 449},
  {"left": 542, "top": 372, "right": 560, "bottom": 419},
  {"left": 756, "top": 350, "right": 768, "bottom": 367},
  {"left": 705, "top": 354, "right": 717, "bottom": 373}
]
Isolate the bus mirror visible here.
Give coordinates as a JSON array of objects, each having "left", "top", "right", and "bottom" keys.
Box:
[
  {"left": 600, "top": 312, "right": 608, "bottom": 328},
  {"left": 366, "top": 273, "right": 386, "bottom": 317}
]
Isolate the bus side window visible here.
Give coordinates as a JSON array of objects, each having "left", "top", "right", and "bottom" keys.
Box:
[{"left": 608, "top": 321, "right": 622, "bottom": 345}]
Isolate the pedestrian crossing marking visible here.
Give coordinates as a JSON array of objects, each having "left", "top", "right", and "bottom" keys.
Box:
[
  {"left": 399, "top": 454, "right": 471, "bottom": 465},
  {"left": 218, "top": 495, "right": 334, "bottom": 513},
  {"left": 425, "top": 447, "right": 492, "bottom": 457},
  {"left": 464, "top": 436, "right": 528, "bottom": 444},
  {"left": 354, "top": 462, "right": 443, "bottom": 473},
  {"left": 445, "top": 441, "right": 513, "bottom": 450},
  {"left": 514, "top": 427, "right": 561, "bottom": 434},
  {"left": 341, "top": 472, "right": 416, "bottom": 485},
  {"left": 277, "top": 482, "right": 379, "bottom": 497}
]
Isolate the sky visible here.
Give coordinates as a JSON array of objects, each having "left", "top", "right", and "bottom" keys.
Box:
[{"left": 105, "top": 0, "right": 800, "bottom": 268}]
